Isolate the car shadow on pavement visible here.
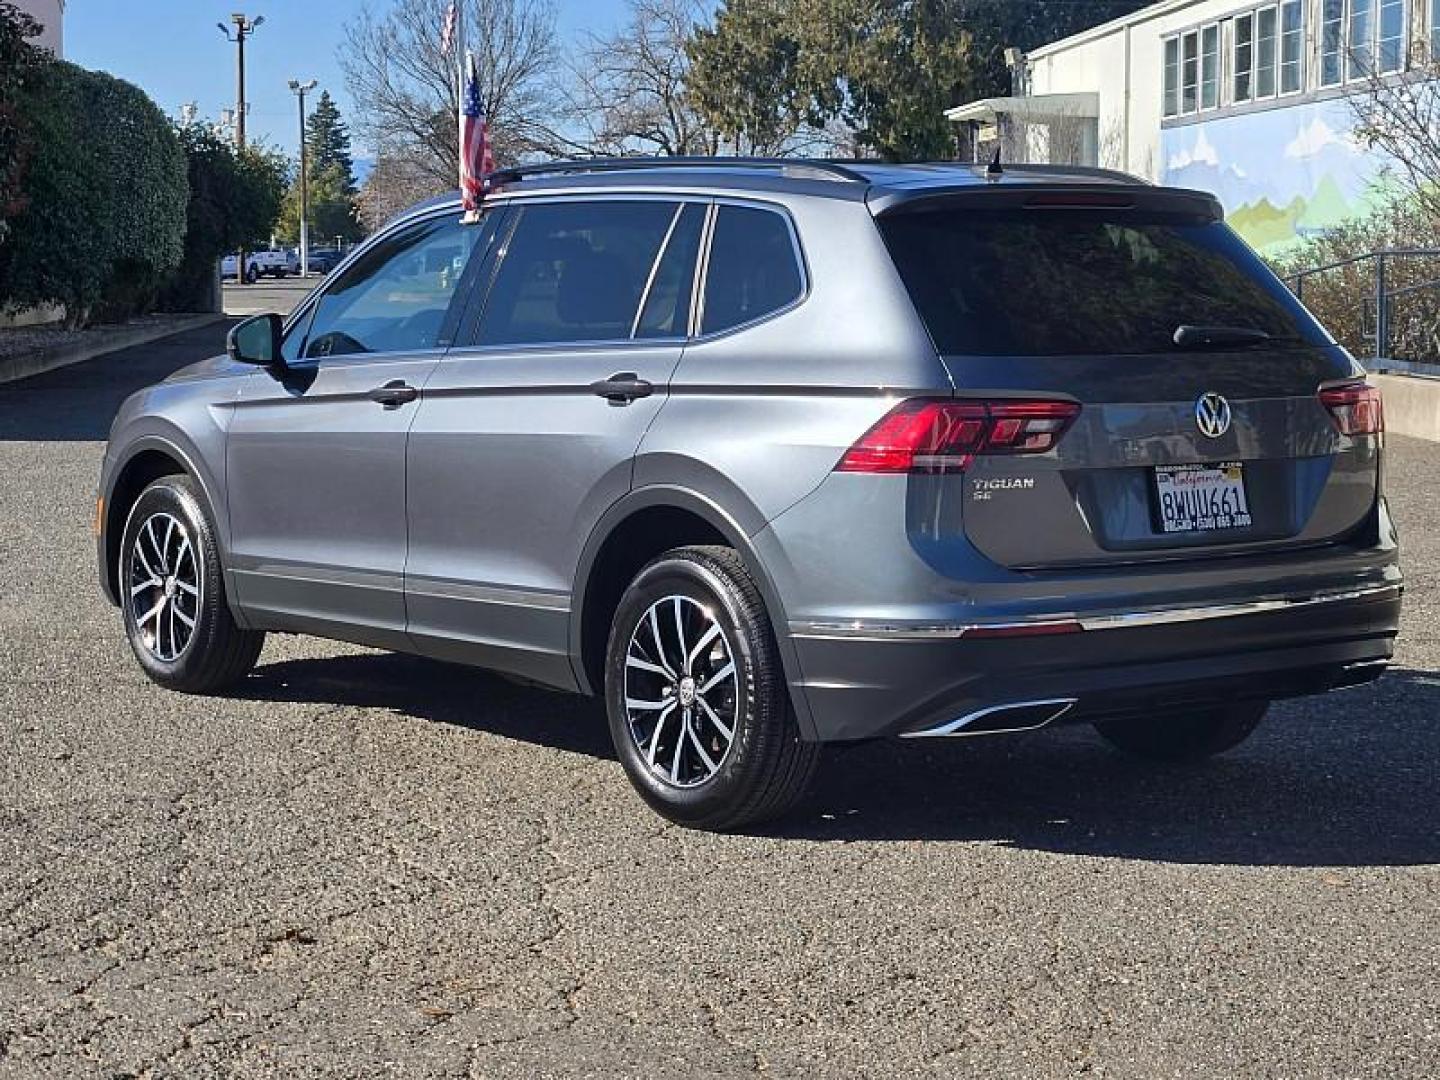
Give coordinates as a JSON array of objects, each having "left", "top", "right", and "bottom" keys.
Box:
[
  {"left": 777, "top": 666, "right": 1440, "bottom": 866},
  {"left": 0, "top": 320, "right": 237, "bottom": 442},
  {"left": 237, "top": 650, "right": 615, "bottom": 761},
  {"left": 239, "top": 652, "right": 1440, "bottom": 867}
]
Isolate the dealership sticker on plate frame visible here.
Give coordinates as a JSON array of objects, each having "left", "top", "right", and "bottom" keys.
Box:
[{"left": 1153, "top": 462, "right": 1253, "bottom": 534}]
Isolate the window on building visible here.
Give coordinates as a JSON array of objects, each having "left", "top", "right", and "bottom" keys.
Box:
[
  {"left": 1163, "top": 36, "right": 1180, "bottom": 116},
  {"left": 1280, "top": 0, "right": 1304, "bottom": 92},
  {"left": 1182, "top": 30, "right": 1199, "bottom": 112},
  {"left": 1378, "top": 0, "right": 1405, "bottom": 72},
  {"left": 1256, "top": 5, "right": 1278, "bottom": 96},
  {"left": 1201, "top": 24, "right": 1220, "bottom": 107},
  {"left": 1234, "top": 12, "right": 1255, "bottom": 101},
  {"left": 1349, "top": 0, "right": 1374, "bottom": 78},
  {"left": 1321, "top": 0, "right": 1345, "bottom": 84}
]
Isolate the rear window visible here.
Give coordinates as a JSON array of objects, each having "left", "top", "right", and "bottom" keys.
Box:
[{"left": 879, "top": 208, "right": 1327, "bottom": 356}]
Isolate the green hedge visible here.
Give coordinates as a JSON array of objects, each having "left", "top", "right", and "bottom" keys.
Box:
[
  {"left": 0, "top": 61, "right": 187, "bottom": 325},
  {"left": 160, "top": 126, "right": 287, "bottom": 311}
]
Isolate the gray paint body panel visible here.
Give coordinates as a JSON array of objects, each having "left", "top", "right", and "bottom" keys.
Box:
[{"left": 95, "top": 167, "right": 1403, "bottom": 747}]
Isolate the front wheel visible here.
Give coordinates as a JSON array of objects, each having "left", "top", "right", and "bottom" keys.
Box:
[
  {"left": 1094, "top": 701, "right": 1268, "bottom": 762},
  {"left": 119, "top": 475, "right": 265, "bottom": 693},
  {"left": 604, "top": 546, "right": 818, "bottom": 831}
]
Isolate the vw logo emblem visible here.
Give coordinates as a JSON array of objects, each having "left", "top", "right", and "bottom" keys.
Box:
[{"left": 1195, "top": 392, "right": 1232, "bottom": 438}]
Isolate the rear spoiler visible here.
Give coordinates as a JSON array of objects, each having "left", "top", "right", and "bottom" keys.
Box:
[{"left": 867, "top": 182, "right": 1224, "bottom": 223}]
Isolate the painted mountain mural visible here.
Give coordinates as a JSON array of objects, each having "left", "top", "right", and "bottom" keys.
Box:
[{"left": 1160, "top": 98, "right": 1392, "bottom": 254}]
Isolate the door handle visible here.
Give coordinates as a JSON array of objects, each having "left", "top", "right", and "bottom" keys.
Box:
[
  {"left": 589, "top": 372, "right": 654, "bottom": 405},
  {"left": 368, "top": 380, "right": 419, "bottom": 408}
]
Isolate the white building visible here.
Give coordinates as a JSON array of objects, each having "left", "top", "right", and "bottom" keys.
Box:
[
  {"left": 14, "top": 0, "right": 63, "bottom": 55},
  {"left": 947, "top": 0, "right": 1440, "bottom": 253}
]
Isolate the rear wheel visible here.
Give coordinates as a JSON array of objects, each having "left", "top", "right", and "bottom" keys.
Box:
[
  {"left": 604, "top": 546, "right": 818, "bottom": 831},
  {"left": 1094, "top": 701, "right": 1268, "bottom": 762},
  {"left": 120, "top": 475, "right": 264, "bottom": 693}
]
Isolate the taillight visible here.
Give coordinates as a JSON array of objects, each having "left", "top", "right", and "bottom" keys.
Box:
[
  {"left": 836, "top": 398, "right": 1080, "bottom": 474},
  {"left": 1319, "top": 382, "right": 1383, "bottom": 436}
]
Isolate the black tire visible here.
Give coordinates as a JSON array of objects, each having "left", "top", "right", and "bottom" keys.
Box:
[
  {"left": 1094, "top": 701, "right": 1268, "bottom": 763},
  {"left": 119, "top": 474, "right": 264, "bottom": 694},
  {"left": 244, "top": 265, "right": 259, "bottom": 284},
  {"left": 604, "top": 546, "right": 818, "bottom": 831}
]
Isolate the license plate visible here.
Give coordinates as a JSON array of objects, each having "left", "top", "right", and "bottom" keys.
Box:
[{"left": 1153, "top": 462, "right": 1253, "bottom": 534}]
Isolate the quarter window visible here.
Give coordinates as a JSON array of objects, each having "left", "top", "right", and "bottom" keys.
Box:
[
  {"left": 700, "top": 205, "right": 804, "bottom": 335},
  {"left": 476, "top": 200, "right": 678, "bottom": 346},
  {"left": 299, "top": 213, "right": 486, "bottom": 359},
  {"left": 636, "top": 203, "right": 706, "bottom": 339}
]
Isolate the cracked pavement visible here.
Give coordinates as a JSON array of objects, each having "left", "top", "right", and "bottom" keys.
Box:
[{"left": 1, "top": 324, "right": 1438, "bottom": 1077}]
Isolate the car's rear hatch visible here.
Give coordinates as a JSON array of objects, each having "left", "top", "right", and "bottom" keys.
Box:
[{"left": 874, "top": 184, "right": 1378, "bottom": 570}]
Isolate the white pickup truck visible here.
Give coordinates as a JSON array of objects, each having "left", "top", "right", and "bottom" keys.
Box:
[{"left": 221, "top": 250, "right": 292, "bottom": 282}]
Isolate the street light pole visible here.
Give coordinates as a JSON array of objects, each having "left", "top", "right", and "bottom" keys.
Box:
[
  {"left": 218, "top": 14, "right": 264, "bottom": 282},
  {"left": 288, "top": 79, "right": 318, "bottom": 277}
]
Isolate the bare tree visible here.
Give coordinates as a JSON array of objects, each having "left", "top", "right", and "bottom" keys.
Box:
[
  {"left": 1347, "top": 49, "right": 1440, "bottom": 224},
  {"left": 355, "top": 153, "right": 448, "bottom": 231},
  {"left": 557, "top": 0, "right": 718, "bottom": 157},
  {"left": 341, "top": 0, "right": 559, "bottom": 188}
]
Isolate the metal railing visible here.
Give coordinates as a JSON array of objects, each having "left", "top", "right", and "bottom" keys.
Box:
[{"left": 1283, "top": 248, "right": 1440, "bottom": 373}]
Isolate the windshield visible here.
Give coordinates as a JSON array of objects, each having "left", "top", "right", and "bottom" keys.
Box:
[{"left": 879, "top": 207, "right": 1329, "bottom": 357}]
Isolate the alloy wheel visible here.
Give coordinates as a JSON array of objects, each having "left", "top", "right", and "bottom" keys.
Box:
[
  {"left": 127, "top": 511, "right": 201, "bottom": 662},
  {"left": 623, "top": 595, "right": 738, "bottom": 788}
]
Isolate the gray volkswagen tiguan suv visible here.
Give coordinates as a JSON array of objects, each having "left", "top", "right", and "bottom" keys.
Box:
[{"left": 97, "top": 158, "right": 1402, "bottom": 829}]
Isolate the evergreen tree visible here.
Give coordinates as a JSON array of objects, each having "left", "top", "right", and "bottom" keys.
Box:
[{"left": 304, "top": 90, "right": 355, "bottom": 195}]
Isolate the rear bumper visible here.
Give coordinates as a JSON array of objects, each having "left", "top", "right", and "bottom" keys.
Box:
[{"left": 786, "top": 581, "right": 1402, "bottom": 741}]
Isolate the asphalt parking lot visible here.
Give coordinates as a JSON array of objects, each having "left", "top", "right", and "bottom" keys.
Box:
[{"left": 1, "top": 325, "right": 1438, "bottom": 1078}]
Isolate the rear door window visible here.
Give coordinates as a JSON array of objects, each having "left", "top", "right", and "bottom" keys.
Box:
[
  {"left": 475, "top": 200, "right": 679, "bottom": 346},
  {"left": 636, "top": 203, "right": 706, "bottom": 339},
  {"left": 700, "top": 204, "right": 804, "bottom": 335},
  {"left": 879, "top": 208, "right": 1328, "bottom": 356}
]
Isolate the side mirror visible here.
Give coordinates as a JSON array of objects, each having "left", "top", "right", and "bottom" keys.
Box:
[{"left": 227, "top": 313, "right": 284, "bottom": 368}]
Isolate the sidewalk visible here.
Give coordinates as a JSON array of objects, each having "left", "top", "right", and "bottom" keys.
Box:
[{"left": 0, "top": 313, "right": 225, "bottom": 385}]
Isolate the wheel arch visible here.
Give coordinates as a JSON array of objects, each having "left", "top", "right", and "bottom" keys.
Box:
[
  {"left": 99, "top": 435, "right": 221, "bottom": 607},
  {"left": 570, "top": 486, "right": 818, "bottom": 740}
]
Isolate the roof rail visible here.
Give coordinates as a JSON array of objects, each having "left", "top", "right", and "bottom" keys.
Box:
[
  {"left": 820, "top": 158, "right": 1147, "bottom": 185},
  {"left": 489, "top": 156, "right": 872, "bottom": 186}
]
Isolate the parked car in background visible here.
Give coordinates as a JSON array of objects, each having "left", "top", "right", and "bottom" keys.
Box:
[
  {"left": 285, "top": 247, "right": 344, "bottom": 276},
  {"left": 221, "top": 250, "right": 291, "bottom": 283},
  {"left": 98, "top": 158, "right": 1402, "bottom": 831}
]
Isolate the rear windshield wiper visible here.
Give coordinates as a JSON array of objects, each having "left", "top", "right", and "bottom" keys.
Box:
[{"left": 1172, "top": 325, "right": 1272, "bottom": 349}]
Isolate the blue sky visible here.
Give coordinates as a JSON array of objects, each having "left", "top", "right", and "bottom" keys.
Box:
[{"left": 66, "top": 1, "right": 643, "bottom": 160}]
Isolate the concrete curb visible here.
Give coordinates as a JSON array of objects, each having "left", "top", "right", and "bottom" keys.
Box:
[
  {"left": 0, "top": 314, "right": 227, "bottom": 385},
  {"left": 1372, "top": 373, "right": 1440, "bottom": 443}
]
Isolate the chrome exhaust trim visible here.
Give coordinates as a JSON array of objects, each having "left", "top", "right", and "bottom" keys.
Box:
[{"left": 901, "top": 697, "right": 1078, "bottom": 739}]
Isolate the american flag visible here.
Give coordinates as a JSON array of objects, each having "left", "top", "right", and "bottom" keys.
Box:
[{"left": 459, "top": 50, "right": 493, "bottom": 218}]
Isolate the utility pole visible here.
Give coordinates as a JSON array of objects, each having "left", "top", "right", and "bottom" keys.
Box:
[
  {"left": 218, "top": 14, "right": 264, "bottom": 281},
  {"left": 289, "top": 79, "right": 318, "bottom": 277}
]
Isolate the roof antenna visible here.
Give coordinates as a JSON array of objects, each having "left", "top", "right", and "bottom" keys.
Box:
[{"left": 986, "top": 147, "right": 1004, "bottom": 182}]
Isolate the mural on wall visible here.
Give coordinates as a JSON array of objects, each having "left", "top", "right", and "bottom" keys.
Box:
[{"left": 1161, "top": 98, "right": 1393, "bottom": 255}]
